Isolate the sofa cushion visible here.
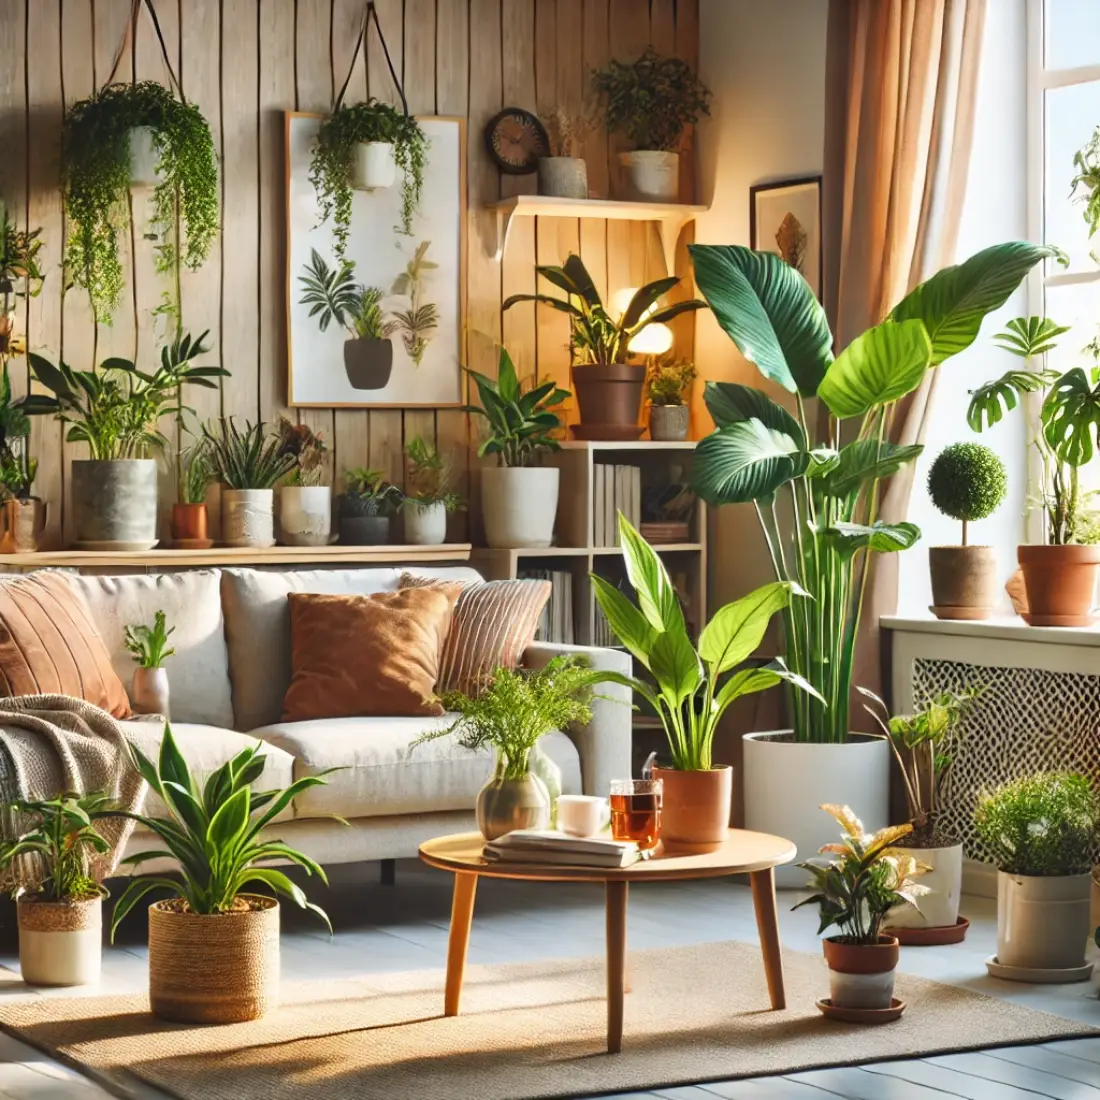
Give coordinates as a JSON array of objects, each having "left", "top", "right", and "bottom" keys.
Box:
[
  {"left": 221, "top": 565, "right": 483, "bottom": 731},
  {"left": 120, "top": 721, "right": 296, "bottom": 824},
  {"left": 250, "top": 716, "right": 582, "bottom": 819},
  {"left": 68, "top": 571, "right": 233, "bottom": 728}
]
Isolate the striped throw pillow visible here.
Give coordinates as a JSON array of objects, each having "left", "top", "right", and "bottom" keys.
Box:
[{"left": 399, "top": 573, "right": 551, "bottom": 697}]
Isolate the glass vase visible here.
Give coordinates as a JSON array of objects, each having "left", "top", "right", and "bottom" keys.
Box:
[
  {"left": 530, "top": 742, "right": 562, "bottom": 828},
  {"left": 476, "top": 749, "right": 550, "bottom": 841}
]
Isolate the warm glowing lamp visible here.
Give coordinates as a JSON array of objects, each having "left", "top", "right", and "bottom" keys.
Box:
[
  {"left": 628, "top": 322, "right": 674, "bottom": 356},
  {"left": 609, "top": 286, "right": 638, "bottom": 319}
]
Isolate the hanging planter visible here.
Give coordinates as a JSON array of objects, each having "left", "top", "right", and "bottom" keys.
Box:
[{"left": 352, "top": 141, "right": 397, "bottom": 190}]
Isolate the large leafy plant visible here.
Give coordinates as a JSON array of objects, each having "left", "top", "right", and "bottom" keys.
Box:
[
  {"left": 464, "top": 347, "right": 569, "bottom": 468},
  {"left": 29, "top": 331, "right": 227, "bottom": 461},
  {"left": 592, "top": 515, "right": 820, "bottom": 771},
  {"left": 202, "top": 418, "right": 297, "bottom": 490},
  {"left": 689, "top": 241, "right": 1055, "bottom": 743},
  {"left": 110, "top": 725, "right": 335, "bottom": 938},
  {"left": 298, "top": 249, "right": 396, "bottom": 341},
  {"left": 793, "top": 805, "right": 928, "bottom": 944},
  {"left": 503, "top": 254, "right": 705, "bottom": 367}
]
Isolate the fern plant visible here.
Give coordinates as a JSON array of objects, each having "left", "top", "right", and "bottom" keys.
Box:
[{"left": 203, "top": 419, "right": 296, "bottom": 490}]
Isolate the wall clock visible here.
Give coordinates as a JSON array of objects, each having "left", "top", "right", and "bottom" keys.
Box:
[{"left": 484, "top": 108, "right": 549, "bottom": 174}]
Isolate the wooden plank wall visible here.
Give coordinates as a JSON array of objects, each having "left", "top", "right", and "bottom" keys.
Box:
[{"left": 2, "top": 0, "right": 699, "bottom": 548}]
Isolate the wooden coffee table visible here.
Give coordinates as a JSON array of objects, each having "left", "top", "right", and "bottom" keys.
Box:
[{"left": 418, "top": 829, "right": 797, "bottom": 1053}]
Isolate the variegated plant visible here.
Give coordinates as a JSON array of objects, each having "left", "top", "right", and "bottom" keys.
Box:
[{"left": 793, "top": 804, "right": 929, "bottom": 945}]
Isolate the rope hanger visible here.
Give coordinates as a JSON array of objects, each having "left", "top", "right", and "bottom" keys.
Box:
[
  {"left": 334, "top": 1, "right": 409, "bottom": 115},
  {"left": 103, "top": 0, "right": 185, "bottom": 102}
]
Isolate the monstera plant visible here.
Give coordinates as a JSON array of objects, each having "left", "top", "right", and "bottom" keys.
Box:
[{"left": 687, "top": 240, "right": 1058, "bottom": 878}]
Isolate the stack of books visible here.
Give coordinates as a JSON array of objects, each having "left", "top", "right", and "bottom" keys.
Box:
[
  {"left": 593, "top": 464, "right": 642, "bottom": 547},
  {"left": 483, "top": 829, "right": 641, "bottom": 868},
  {"left": 519, "top": 569, "right": 574, "bottom": 644}
]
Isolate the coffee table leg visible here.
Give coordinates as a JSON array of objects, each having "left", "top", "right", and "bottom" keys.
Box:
[
  {"left": 605, "top": 880, "right": 628, "bottom": 1053},
  {"left": 445, "top": 872, "right": 478, "bottom": 1016},
  {"left": 750, "top": 867, "right": 785, "bottom": 1010}
]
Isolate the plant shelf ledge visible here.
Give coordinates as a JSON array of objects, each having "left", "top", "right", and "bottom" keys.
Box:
[{"left": 487, "top": 195, "right": 709, "bottom": 273}]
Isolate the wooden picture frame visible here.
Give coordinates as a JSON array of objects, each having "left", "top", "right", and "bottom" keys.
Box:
[{"left": 749, "top": 175, "right": 823, "bottom": 300}]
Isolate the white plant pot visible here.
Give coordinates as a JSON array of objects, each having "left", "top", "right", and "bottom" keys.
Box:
[
  {"left": 278, "top": 485, "right": 332, "bottom": 547},
  {"left": 742, "top": 732, "right": 890, "bottom": 888},
  {"left": 404, "top": 500, "right": 448, "bottom": 545},
  {"left": 886, "top": 842, "right": 962, "bottom": 929},
  {"left": 352, "top": 141, "right": 396, "bottom": 190},
  {"left": 18, "top": 897, "right": 102, "bottom": 986},
  {"left": 619, "top": 150, "right": 680, "bottom": 202},
  {"left": 827, "top": 968, "right": 896, "bottom": 1011},
  {"left": 481, "top": 466, "right": 560, "bottom": 549},
  {"left": 128, "top": 126, "right": 161, "bottom": 188},
  {"left": 997, "top": 870, "right": 1091, "bottom": 971},
  {"left": 222, "top": 489, "right": 275, "bottom": 548}
]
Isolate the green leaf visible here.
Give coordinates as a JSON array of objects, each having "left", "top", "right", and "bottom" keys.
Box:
[
  {"left": 817, "top": 319, "right": 932, "bottom": 419},
  {"left": 617, "top": 514, "right": 686, "bottom": 636},
  {"left": 825, "top": 520, "right": 921, "bottom": 558},
  {"left": 967, "top": 367, "right": 1058, "bottom": 432},
  {"left": 992, "top": 316, "right": 1071, "bottom": 360},
  {"left": 702, "top": 382, "right": 804, "bottom": 446},
  {"left": 590, "top": 573, "right": 658, "bottom": 665},
  {"left": 699, "top": 582, "right": 794, "bottom": 675},
  {"left": 620, "top": 277, "right": 679, "bottom": 331},
  {"left": 817, "top": 440, "right": 924, "bottom": 498},
  {"left": 689, "top": 244, "right": 834, "bottom": 396},
  {"left": 562, "top": 255, "right": 600, "bottom": 306},
  {"left": 1042, "top": 368, "right": 1100, "bottom": 467},
  {"left": 206, "top": 786, "right": 250, "bottom": 853},
  {"left": 648, "top": 629, "right": 702, "bottom": 707},
  {"left": 692, "top": 419, "right": 806, "bottom": 505},
  {"left": 110, "top": 877, "right": 178, "bottom": 942},
  {"left": 889, "top": 242, "right": 1062, "bottom": 366}
]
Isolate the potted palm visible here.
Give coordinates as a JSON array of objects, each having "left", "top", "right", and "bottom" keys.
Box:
[
  {"left": 592, "top": 47, "right": 711, "bottom": 202},
  {"left": 109, "top": 726, "right": 334, "bottom": 1022},
  {"left": 646, "top": 356, "right": 696, "bottom": 441},
  {"left": 337, "top": 467, "right": 403, "bottom": 545},
  {"left": 401, "top": 435, "right": 463, "bottom": 545},
  {"left": 0, "top": 792, "right": 114, "bottom": 986},
  {"left": 299, "top": 249, "right": 398, "bottom": 390},
  {"left": 592, "top": 515, "right": 820, "bottom": 851},
  {"left": 30, "top": 331, "right": 227, "bottom": 549},
  {"left": 862, "top": 686, "right": 978, "bottom": 942},
  {"left": 794, "top": 805, "right": 928, "bottom": 1019},
  {"left": 171, "top": 435, "right": 212, "bottom": 546},
  {"left": 688, "top": 240, "right": 1055, "bottom": 883},
  {"left": 275, "top": 416, "right": 331, "bottom": 547},
  {"left": 974, "top": 772, "right": 1098, "bottom": 980},
  {"left": 925, "top": 442, "right": 1007, "bottom": 620},
  {"left": 308, "top": 99, "right": 428, "bottom": 260},
  {"left": 203, "top": 419, "right": 296, "bottom": 549},
  {"left": 503, "top": 254, "right": 704, "bottom": 438},
  {"left": 969, "top": 316, "right": 1100, "bottom": 625},
  {"left": 412, "top": 656, "right": 597, "bottom": 840},
  {"left": 124, "top": 609, "right": 175, "bottom": 718}
]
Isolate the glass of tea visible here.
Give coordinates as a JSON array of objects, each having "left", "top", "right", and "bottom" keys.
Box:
[{"left": 609, "top": 778, "right": 663, "bottom": 854}]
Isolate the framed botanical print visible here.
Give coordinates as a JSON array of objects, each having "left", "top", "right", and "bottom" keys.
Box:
[{"left": 749, "top": 175, "right": 823, "bottom": 299}]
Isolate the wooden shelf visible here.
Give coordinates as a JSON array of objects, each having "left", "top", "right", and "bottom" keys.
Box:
[
  {"left": 560, "top": 439, "right": 698, "bottom": 451},
  {"left": 0, "top": 544, "right": 473, "bottom": 570},
  {"left": 487, "top": 195, "right": 708, "bottom": 273},
  {"left": 593, "top": 542, "right": 702, "bottom": 555}
]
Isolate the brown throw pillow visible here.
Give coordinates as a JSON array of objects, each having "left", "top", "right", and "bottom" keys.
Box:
[
  {"left": 0, "top": 572, "right": 131, "bottom": 718},
  {"left": 399, "top": 573, "right": 551, "bottom": 697},
  {"left": 282, "top": 588, "right": 454, "bottom": 721}
]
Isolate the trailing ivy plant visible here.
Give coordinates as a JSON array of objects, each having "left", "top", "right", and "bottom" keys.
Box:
[
  {"left": 308, "top": 99, "right": 428, "bottom": 259},
  {"left": 62, "top": 80, "right": 219, "bottom": 323}
]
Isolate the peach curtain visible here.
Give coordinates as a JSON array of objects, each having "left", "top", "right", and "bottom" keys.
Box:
[{"left": 821, "top": 0, "right": 988, "bottom": 718}]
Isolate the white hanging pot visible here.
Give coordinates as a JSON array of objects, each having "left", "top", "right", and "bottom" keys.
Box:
[
  {"left": 403, "top": 500, "right": 448, "bottom": 545},
  {"left": 352, "top": 141, "right": 397, "bottom": 191},
  {"left": 222, "top": 489, "right": 275, "bottom": 549},
  {"left": 277, "top": 485, "right": 332, "bottom": 546},
  {"left": 128, "top": 125, "right": 162, "bottom": 188},
  {"left": 18, "top": 896, "right": 102, "bottom": 986}
]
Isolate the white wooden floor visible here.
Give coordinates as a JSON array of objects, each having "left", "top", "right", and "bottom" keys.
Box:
[{"left": 0, "top": 859, "right": 1097, "bottom": 1099}]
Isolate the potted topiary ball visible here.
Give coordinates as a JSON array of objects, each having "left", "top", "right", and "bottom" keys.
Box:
[{"left": 926, "top": 442, "right": 1007, "bottom": 620}]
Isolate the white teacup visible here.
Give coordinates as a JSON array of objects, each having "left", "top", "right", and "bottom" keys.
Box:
[{"left": 557, "top": 795, "right": 611, "bottom": 838}]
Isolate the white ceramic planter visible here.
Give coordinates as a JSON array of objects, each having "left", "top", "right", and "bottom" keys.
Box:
[
  {"left": 278, "top": 485, "right": 332, "bottom": 546},
  {"left": 403, "top": 500, "right": 447, "bottom": 545},
  {"left": 131, "top": 666, "right": 170, "bottom": 718},
  {"left": 481, "top": 466, "right": 559, "bottom": 549},
  {"left": 886, "top": 842, "right": 962, "bottom": 929},
  {"left": 128, "top": 126, "right": 161, "bottom": 187},
  {"left": 222, "top": 489, "right": 275, "bottom": 548},
  {"left": 352, "top": 141, "right": 396, "bottom": 190},
  {"left": 619, "top": 150, "right": 680, "bottom": 202},
  {"left": 742, "top": 732, "right": 890, "bottom": 888},
  {"left": 18, "top": 897, "right": 102, "bottom": 986},
  {"left": 997, "top": 870, "right": 1091, "bottom": 971}
]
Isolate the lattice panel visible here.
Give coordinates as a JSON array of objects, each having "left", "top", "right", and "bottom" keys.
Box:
[{"left": 912, "top": 658, "right": 1100, "bottom": 864}]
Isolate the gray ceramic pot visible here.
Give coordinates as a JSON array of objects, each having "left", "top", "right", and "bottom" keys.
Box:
[
  {"left": 537, "top": 157, "right": 588, "bottom": 199},
  {"left": 339, "top": 515, "right": 390, "bottom": 545},
  {"left": 71, "top": 459, "right": 158, "bottom": 548},
  {"left": 649, "top": 404, "right": 690, "bottom": 441}
]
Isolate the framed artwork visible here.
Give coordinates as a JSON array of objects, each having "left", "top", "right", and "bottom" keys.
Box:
[
  {"left": 749, "top": 175, "right": 823, "bottom": 299},
  {"left": 285, "top": 113, "right": 466, "bottom": 408}
]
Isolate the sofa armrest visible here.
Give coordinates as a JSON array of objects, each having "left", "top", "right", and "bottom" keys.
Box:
[{"left": 522, "top": 642, "right": 632, "bottom": 797}]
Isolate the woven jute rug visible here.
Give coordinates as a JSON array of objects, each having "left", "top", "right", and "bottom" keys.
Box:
[{"left": 0, "top": 940, "right": 1094, "bottom": 1100}]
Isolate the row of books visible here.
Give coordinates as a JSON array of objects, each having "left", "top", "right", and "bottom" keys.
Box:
[
  {"left": 593, "top": 464, "right": 642, "bottom": 547},
  {"left": 520, "top": 569, "right": 575, "bottom": 645},
  {"left": 484, "top": 829, "right": 641, "bottom": 869}
]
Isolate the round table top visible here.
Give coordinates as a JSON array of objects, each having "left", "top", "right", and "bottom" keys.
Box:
[{"left": 418, "top": 829, "right": 798, "bottom": 883}]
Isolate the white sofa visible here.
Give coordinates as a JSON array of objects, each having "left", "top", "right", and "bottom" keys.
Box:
[{"left": 60, "top": 566, "right": 632, "bottom": 870}]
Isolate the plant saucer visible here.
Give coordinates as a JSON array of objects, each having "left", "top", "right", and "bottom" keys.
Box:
[
  {"left": 816, "top": 997, "right": 905, "bottom": 1024},
  {"left": 165, "top": 538, "right": 214, "bottom": 550},
  {"left": 74, "top": 539, "right": 159, "bottom": 552},
  {"left": 984, "top": 955, "right": 1094, "bottom": 983},
  {"left": 890, "top": 916, "right": 969, "bottom": 946}
]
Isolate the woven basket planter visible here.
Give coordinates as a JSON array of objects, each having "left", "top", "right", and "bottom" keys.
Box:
[
  {"left": 148, "top": 895, "right": 280, "bottom": 1023},
  {"left": 18, "top": 896, "right": 102, "bottom": 986}
]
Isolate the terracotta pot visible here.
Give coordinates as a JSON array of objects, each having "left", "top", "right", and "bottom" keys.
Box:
[
  {"left": 1017, "top": 543, "right": 1100, "bottom": 626},
  {"left": 344, "top": 338, "right": 393, "bottom": 390},
  {"left": 171, "top": 502, "right": 208, "bottom": 543},
  {"left": 929, "top": 545, "right": 998, "bottom": 620},
  {"left": 649, "top": 404, "right": 690, "bottom": 441},
  {"left": 650, "top": 765, "right": 732, "bottom": 853},
  {"left": 0, "top": 498, "right": 47, "bottom": 553},
  {"left": 572, "top": 363, "right": 646, "bottom": 432},
  {"left": 822, "top": 935, "right": 899, "bottom": 1010},
  {"left": 131, "top": 666, "right": 170, "bottom": 718},
  {"left": 18, "top": 896, "right": 102, "bottom": 986}
]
